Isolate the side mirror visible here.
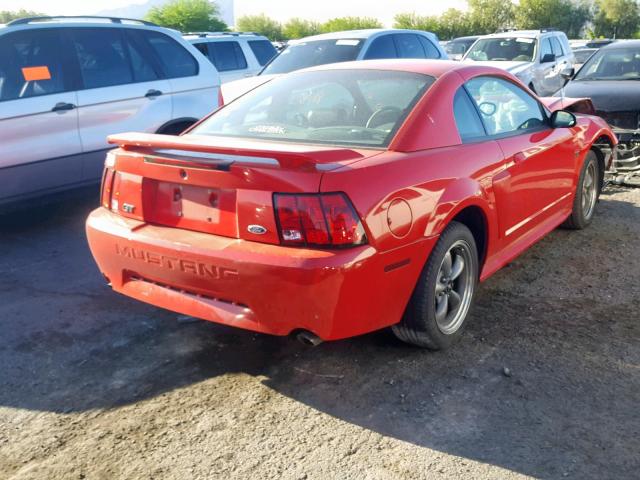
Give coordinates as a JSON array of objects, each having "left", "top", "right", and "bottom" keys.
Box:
[
  {"left": 550, "top": 110, "right": 577, "bottom": 128},
  {"left": 560, "top": 66, "right": 575, "bottom": 82},
  {"left": 541, "top": 53, "right": 556, "bottom": 63}
]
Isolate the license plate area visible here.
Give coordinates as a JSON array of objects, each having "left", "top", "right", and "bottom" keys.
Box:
[{"left": 145, "top": 180, "right": 238, "bottom": 237}]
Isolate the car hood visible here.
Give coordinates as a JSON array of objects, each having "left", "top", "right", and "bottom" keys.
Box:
[
  {"left": 463, "top": 60, "right": 532, "bottom": 74},
  {"left": 220, "top": 74, "right": 279, "bottom": 104},
  {"left": 562, "top": 80, "right": 640, "bottom": 112}
]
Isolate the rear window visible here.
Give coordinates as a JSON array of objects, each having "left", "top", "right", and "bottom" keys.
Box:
[
  {"left": 261, "top": 39, "right": 364, "bottom": 75},
  {"left": 0, "top": 29, "right": 66, "bottom": 101},
  {"left": 191, "top": 69, "right": 434, "bottom": 148},
  {"left": 143, "top": 31, "right": 198, "bottom": 78},
  {"left": 207, "top": 41, "right": 247, "bottom": 72},
  {"left": 248, "top": 40, "right": 277, "bottom": 66}
]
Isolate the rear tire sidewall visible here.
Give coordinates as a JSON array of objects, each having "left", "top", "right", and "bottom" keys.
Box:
[{"left": 396, "top": 222, "right": 479, "bottom": 350}]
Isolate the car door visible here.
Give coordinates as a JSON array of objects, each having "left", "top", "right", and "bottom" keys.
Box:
[
  {"left": 538, "top": 36, "right": 558, "bottom": 95},
  {"left": 196, "top": 40, "right": 248, "bottom": 83},
  {"left": 69, "top": 27, "right": 172, "bottom": 183},
  {"left": 464, "top": 76, "right": 576, "bottom": 242},
  {"left": 142, "top": 30, "right": 219, "bottom": 123},
  {"left": 0, "top": 28, "right": 82, "bottom": 204},
  {"left": 550, "top": 36, "right": 569, "bottom": 92}
]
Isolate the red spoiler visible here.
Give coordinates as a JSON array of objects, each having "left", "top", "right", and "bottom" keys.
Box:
[{"left": 107, "top": 132, "right": 365, "bottom": 170}]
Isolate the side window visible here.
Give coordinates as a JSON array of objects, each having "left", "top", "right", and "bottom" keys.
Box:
[
  {"left": 193, "top": 43, "right": 208, "bottom": 56},
  {"left": 70, "top": 29, "right": 133, "bottom": 89},
  {"left": 0, "top": 29, "right": 66, "bottom": 101},
  {"left": 143, "top": 31, "right": 198, "bottom": 78},
  {"left": 453, "top": 88, "right": 486, "bottom": 142},
  {"left": 418, "top": 36, "right": 441, "bottom": 59},
  {"left": 208, "top": 41, "right": 248, "bottom": 72},
  {"left": 551, "top": 37, "right": 564, "bottom": 57},
  {"left": 363, "top": 35, "right": 396, "bottom": 60},
  {"left": 394, "top": 34, "right": 426, "bottom": 58},
  {"left": 248, "top": 40, "right": 277, "bottom": 66},
  {"left": 540, "top": 38, "right": 553, "bottom": 60},
  {"left": 124, "top": 31, "right": 160, "bottom": 83},
  {"left": 465, "top": 76, "right": 546, "bottom": 136}
]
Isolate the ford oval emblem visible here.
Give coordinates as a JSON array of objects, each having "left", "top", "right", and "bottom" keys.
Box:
[{"left": 248, "top": 224, "right": 267, "bottom": 235}]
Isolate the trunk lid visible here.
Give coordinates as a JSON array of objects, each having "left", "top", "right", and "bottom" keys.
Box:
[{"left": 103, "top": 133, "right": 378, "bottom": 245}]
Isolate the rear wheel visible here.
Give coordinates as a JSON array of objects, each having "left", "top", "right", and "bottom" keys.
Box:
[
  {"left": 563, "top": 150, "right": 600, "bottom": 229},
  {"left": 392, "top": 221, "right": 478, "bottom": 350},
  {"left": 157, "top": 121, "right": 195, "bottom": 136}
]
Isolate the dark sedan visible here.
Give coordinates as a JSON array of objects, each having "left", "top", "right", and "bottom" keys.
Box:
[{"left": 560, "top": 40, "right": 640, "bottom": 172}]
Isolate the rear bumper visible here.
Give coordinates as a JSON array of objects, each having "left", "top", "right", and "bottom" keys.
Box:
[{"left": 86, "top": 208, "right": 434, "bottom": 340}]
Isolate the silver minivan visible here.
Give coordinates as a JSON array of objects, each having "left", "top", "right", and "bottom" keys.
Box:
[{"left": 0, "top": 16, "right": 221, "bottom": 209}]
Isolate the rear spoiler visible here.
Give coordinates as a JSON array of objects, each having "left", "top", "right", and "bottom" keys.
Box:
[{"left": 107, "top": 132, "right": 364, "bottom": 170}]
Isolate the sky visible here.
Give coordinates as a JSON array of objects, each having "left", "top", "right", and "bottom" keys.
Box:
[{"left": 0, "top": 0, "right": 468, "bottom": 27}]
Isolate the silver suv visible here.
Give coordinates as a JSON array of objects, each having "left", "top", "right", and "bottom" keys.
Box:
[
  {"left": 185, "top": 32, "right": 277, "bottom": 83},
  {"left": 0, "top": 16, "right": 221, "bottom": 209},
  {"left": 462, "top": 29, "right": 575, "bottom": 96}
]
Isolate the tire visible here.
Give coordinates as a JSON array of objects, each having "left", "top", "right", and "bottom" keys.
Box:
[
  {"left": 157, "top": 121, "right": 195, "bottom": 136},
  {"left": 392, "top": 221, "right": 479, "bottom": 350},
  {"left": 562, "top": 150, "right": 600, "bottom": 230}
]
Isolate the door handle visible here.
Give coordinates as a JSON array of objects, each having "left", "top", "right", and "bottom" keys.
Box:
[
  {"left": 51, "top": 102, "right": 75, "bottom": 112},
  {"left": 145, "top": 89, "right": 163, "bottom": 98}
]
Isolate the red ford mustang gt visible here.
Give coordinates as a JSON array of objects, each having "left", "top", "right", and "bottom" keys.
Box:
[{"left": 86, "top": 60, "right": 616, "bottom": 349}]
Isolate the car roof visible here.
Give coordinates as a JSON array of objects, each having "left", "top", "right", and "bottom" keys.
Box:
[
  {"left": 184, "top": 32, "right": 269, "bottom": 41},
  {"left": 297, "top": 58, "right": 478, "bottom": 78},
  {"left": 482, "top": 30, "right": 557, "bottom": 39},
  {"left": 601, "top": 39, "right": 640, "bottom": 49},
  {"left": 291, "top": 29, "right": 436, "bottom": 43},
  {"left": 450, "top": 36, "right": 480, "bottom": 42}
]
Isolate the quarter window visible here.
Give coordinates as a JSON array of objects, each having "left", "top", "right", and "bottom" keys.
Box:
[
  {"left": 248, "top": 40, "right": 277, "bottom": 66},
  {"left": 464, "top": 77, "right": 546, "bottom": 136},
  {"left": 207, "top": 41, "right": 248, "bottom": 71},
  {"left": 143, "top": 31, "right": 198, "bottom": 78},
  {"left": 0, "top": 29, "right": 66, "bottom": 101},
  {"left": 453, "top": 88, "right": 486, "bottom": 142},
  {"left": 363, "top": 35, "right": 397, "bottom": 59},
  {"left": 395, "top": 34, "right": 426, "bottom": 58},
  {"left": 418, "top": 36, "right": 441, "bottom": 59}
]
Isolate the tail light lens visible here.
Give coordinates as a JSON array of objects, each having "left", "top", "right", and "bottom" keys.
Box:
[
  {"left": 274, "top": 193, "right": 367, "bottom": 248},
  {"left": 217, "top": 88, "right": 224, "bottom": 107},
  {"left": 100, "top": 168, "right": 115, "bottom": 209}
]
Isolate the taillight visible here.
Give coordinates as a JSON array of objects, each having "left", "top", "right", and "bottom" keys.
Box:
[
  {"left": 217, "top": 88, "right": 224, "bottom": 106},
  {"left": 101, "top": 168, "right": 115, "bottom": 209},
  {"left": 274, "top": 193, "right": 367, "bottom": 248}
]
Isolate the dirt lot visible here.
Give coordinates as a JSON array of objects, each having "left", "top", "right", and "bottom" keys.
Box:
[{"left": 1, "top": 186, "right": 639, "bottom": 480}]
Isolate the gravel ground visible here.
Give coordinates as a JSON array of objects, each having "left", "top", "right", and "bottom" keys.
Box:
[{"left": 1, "top": 187, "right": 639, "bottom": 480}]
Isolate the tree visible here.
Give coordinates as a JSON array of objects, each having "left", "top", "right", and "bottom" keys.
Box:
[
  {"left": 146, "top": 0, "right": 227, "bottom": 33},
  {"left": 516, "top": 0, "right": 593, "bottom": 38},
  {"left": 320, "top": 16, "right": 383, "bottom": 33},
  {"left": 0, "top": 9, "right": 43, "bottom": 24},
  {"left": 467, "top": 0, "right": 516, "bottom": 34},
  {"left": 236, "top": 14, "right": 284, "bottom": 40},
  {"left": 393, "top": 12, "right": 443, "bottom": 33},
  {"left": 282, "top": 18, "right": 322, "bottom": 39},
  {"left": 593, "top": 0, "right": 640, "bottom": 38}
]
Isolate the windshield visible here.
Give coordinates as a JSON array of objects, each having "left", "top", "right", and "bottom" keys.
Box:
[
  {"left": 465, "top": 37, "right": 536, "bottom": 62},
  {"left": 574, "top": 46, "right": 640, "bottom": 81},
  {"left": 191, "top": 69, "right": 435, "bottom": 148},
  {"left": 573, "top": 49, "right": 596, "bottom": 64},
  {"left": 445, "top": 39, "right": 475, "bottom": 56},
  {"left": 261, "top": 39, "right": 363, "bottom": 75}
]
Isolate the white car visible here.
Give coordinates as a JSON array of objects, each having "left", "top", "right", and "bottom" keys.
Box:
[
  {"left": 221, "top": 29, "right": 448, "bottom": 104},
  {"left": 462, "top": 29, "right": 575, "bottom": 96},
  {"left": 0, "top": 16, "right": 221, "bottom": 209},
  {"left": 185, "top": 32, "right": 277, "bottom": 83}
]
